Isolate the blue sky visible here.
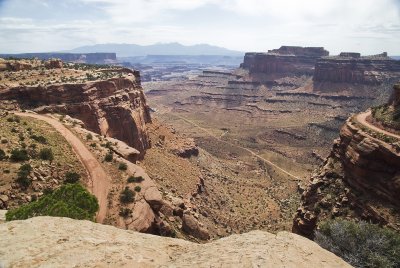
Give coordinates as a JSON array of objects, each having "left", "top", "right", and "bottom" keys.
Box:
[{"left": 0, "top": 0, "right": 399, "bottom": 55}]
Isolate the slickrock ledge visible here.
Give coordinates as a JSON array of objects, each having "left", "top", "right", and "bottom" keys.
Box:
[{"left": 0, "top": 217, "right": 351, "bottom": 268}]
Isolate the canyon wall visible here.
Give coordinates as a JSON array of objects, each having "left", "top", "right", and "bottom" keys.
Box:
[
  {"left": 0, "top": 70, "right": 152, "bottom": 156},
  {"left": 241, "top": 46, "right": 329, "bottom": 75},
  {"left": 293, "top": 117, "right": 400, "bottom": 238},
  {"left": 314, "top": 53, "right": 400, "bottom": 84}
]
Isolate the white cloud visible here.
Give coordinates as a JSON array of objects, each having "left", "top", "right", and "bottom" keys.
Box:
[{"left": 0, "top": 0, "right": 399, "bottom": 54}]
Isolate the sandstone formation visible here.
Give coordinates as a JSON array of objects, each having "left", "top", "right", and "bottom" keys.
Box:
[
  {"left": 314, "top": 52, "right": 400, "bottom": 84},
  {"left": 293, "top": 116, "right": 400, "bottom": 237},
  {"left": 0, "top": 69, "right": 152, "bottom": 156},
  {"left": 241, "top": 46, "right": 329, "bottom": 75},
  {"left": 0, "top": 217, "right": 351, "bottom": 267}
]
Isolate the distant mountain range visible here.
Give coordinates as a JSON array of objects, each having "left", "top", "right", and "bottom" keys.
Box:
[{"left": 67, "top": 43, "right": 244, "bottom": 57}]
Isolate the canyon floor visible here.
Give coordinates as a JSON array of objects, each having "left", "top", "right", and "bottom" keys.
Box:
[{"left": 142, "top": 68, "right": 393, "bottom": 236}]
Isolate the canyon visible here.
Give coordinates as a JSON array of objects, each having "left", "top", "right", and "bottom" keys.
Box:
[{"left": 0, "top": 48, "right": 399, "bottom": 267}]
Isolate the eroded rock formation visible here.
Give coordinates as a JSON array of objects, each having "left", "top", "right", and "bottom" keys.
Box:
[
  {"left": 241, "top": 46, "right": 329, "bottom": 75},
  {"left": 314, "top": 52, "right": 400, "bottom": 84},
  {"left": 0, "top": 217, "right": 351, "bottom": 267},
  {"left": 0, "top": 70, "right": 152, "bottom": 156},
  {"left": 293, "top": 117, "right": 400, "bottom": 238}
]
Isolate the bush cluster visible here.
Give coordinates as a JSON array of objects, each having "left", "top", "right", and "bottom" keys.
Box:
[
  {"left": 127, "top": 175, "right": 144, "bottom": 183},
  {"left": 315, "top": 219, "right": 400, "bottom": 268},
  {"left": 120, "top": 187, "right": 135, "bottom": 204},
  {"left": 118, "top": 162, "right": 127, "bottom": 171},
  {"left": 64, "top": 172, "right": 81, "bottom": 184},
  {"left": 39, "top": 148, "right": 54, "bottom": 161},
  {"left": 6, "top": 184, "right": 99, "bottom": 221},
  {"left": 10, "top": 148, "right": 29, "bottom": 162},
  {"left": 104, "top": 152, "right": 113, "bottom": 162},
  {"left": 16, "top": 163, "right": 32, "bottom": 189}
]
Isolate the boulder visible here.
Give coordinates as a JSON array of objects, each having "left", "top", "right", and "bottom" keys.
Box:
[{"left": 182, "top": 214, "right": 210, "bottom": 240}]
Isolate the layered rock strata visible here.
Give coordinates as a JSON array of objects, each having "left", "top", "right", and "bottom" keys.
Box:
[
  {"left": 314, "top": 52, "right": 400, "bottom": 84},
  {"left": 241, "top": 46, "right": 329, "bottom": 75},
  {"left": 293, "top": 117, "right": 400, "bottom": 237},
  {"left": 0, "top": 69, "right": 151, "bottom": 157}
]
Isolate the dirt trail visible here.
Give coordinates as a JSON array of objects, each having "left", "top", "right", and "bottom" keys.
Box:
[
  {"left": 15, "top": 112, "right": 110, "bottom": 223},
  {"left": 154, "top": 105, "right": 299, "bottom": 180},
  {"left": 356, "top": 111, "right": 400, "bottom": 140}
]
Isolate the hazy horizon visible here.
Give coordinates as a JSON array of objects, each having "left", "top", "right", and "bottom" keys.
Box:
[{"left": 0, "top": 0, "right": 399, "bottom": 55}]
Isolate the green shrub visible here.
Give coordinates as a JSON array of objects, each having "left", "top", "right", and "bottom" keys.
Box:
[
  {"left": 118, "top": 162, "right": 127, "bottom": 171},
  {"left": 0, "top": 149, "right": 6, "bottom": 160},
  {"left": 16, "top": 163, "right": 32, "bottom": 189},
  {"left": 86, "top": 133, "right": 93, "bottom": 140},
  {"left": 10, "top": 148, "right": 29, "bottom": 162},
  {"left": 120, "top": 187, "right": 135, "bottom": 203},
  {"left": 119, "top": 208, "right": 132, "bottom": 218},
  {"left": 134, "top": 186, "right": 141, "bottom": 192},
  {"left": 39, "top": 148, "right": 54, "bottom": 161},
  {"left": 30, "top": 134, "right": 47, "bottom": 144},
  {"left": 315, "top": 219, "right": 400, "bottom": 268},
  {"left": 1, "top": 139, "right": 8, "bottom": 144},
  {"left": 90, "top": 143, "right": 97, "bottom": 148},
  {"left": 127, "top": 175, "right": 144, "bottom": 183},
  {"left": 64, "top": 172, "right": 81, "bottom": 184},
  {"left": 104, "top": 152, "right": 113, "bottom": 162},
  {"left": 6, "top": 184, "right": 99, "bottom": 221}
]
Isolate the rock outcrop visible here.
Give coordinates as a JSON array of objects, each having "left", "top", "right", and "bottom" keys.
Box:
[
  {"left": 0, "top": 217, "right": 351, "bottom": 267},
  {"left": 0, "top": 69, "right": 152, "bottom": 156},
  {"left": 241, "top": 46, "right": 329, "bottom": 75},
  {"left": 314, "top": 52, "right": 400, "bottom": 84},
  {"left": 293, "top": 116, "right": 400, "bottom": 237}
]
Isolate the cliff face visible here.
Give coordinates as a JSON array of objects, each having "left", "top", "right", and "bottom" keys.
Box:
[
  {"left": 0, "top": 70, "right": 151, "bottom": 156},
  {"left": 314, "top": 53, "right": 400, "bottom": 84},
  {"left": 241, "top": 46, "right": 329, "bottom": 75},
  {"left": 293, "top": 118, "right": 400, "bottom": 238},
  {"left": 0, "top": 217, "right": 351, "bottom": 268}
]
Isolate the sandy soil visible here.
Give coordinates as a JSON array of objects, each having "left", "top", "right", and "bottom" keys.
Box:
[{"left": 15, "top": 112, "right": 111, "bottom": 223}]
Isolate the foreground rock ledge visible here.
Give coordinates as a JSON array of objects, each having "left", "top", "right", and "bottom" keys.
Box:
[{"left": 0, "top": 217, "right": 350, "bottom": 268}]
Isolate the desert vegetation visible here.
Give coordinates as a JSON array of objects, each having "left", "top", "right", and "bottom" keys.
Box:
[
  {"left": 6, "top": 184, "right": 99, "bottom": 221},
  {"left": 315, "top": 219, "right": 400, "bottom": 268}
]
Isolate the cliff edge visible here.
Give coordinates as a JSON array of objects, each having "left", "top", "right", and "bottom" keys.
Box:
[{"left": 0, "top": 217, "right": 351, "bottom": 268}]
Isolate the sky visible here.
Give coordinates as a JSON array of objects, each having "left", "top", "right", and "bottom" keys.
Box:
[{"left": 0, "top": 0, "right": 399, "bottom": 55}]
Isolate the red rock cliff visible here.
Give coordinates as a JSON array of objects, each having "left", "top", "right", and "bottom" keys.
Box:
[
  {"left": 241, "top": 46, "right": 329, "bottom": 75},
  {"left": 0, "top": 70, "right": 152, "bottom": 157},
  {"left": 293, "top": 117, "right": 400, "bottom": 238},
  {"left": 314, "top": 53, "right": 400, "bottom": 84}
]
